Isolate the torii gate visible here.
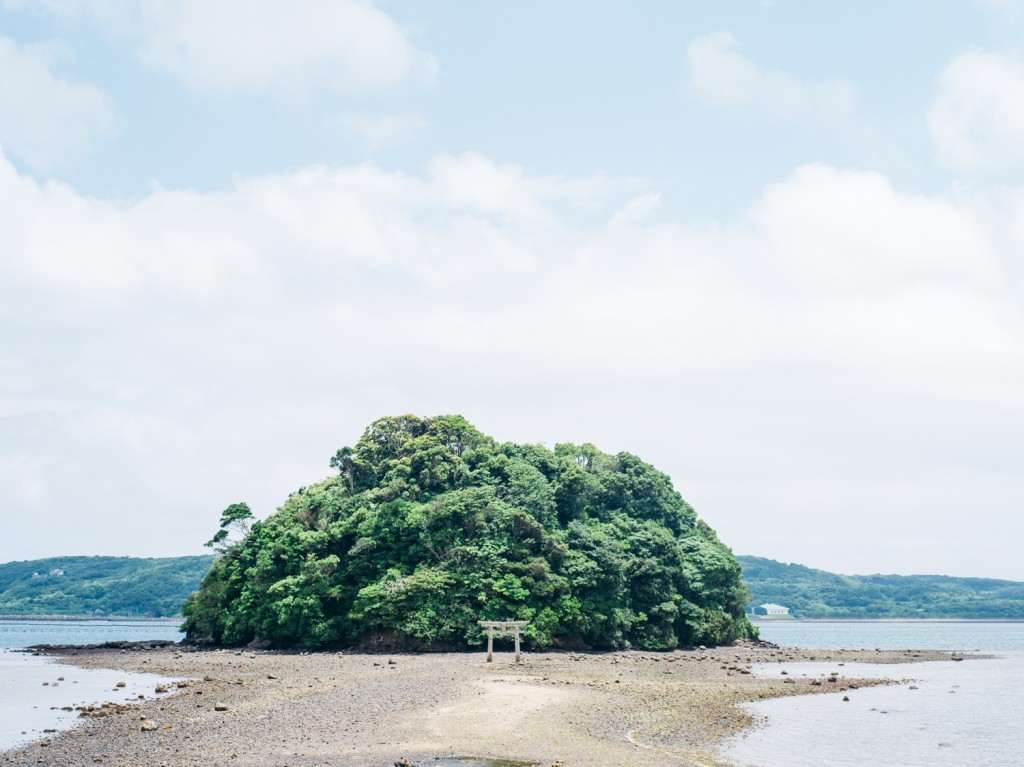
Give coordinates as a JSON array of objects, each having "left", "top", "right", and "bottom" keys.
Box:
[{"left": 477, "top": 620, "right": 530, "bottom": 663}]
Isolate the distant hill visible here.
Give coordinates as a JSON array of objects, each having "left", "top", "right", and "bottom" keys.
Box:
[
  {"left": 738, "top": 555, "right": 1024, "bottom": 619},
  {"left": 0, "top": 556, "right": 213, "bottom": 618}
]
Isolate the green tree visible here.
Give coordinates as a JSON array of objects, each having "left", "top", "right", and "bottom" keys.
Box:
[
  {"left": 182, "top": 415, "right": 756, "bottom": 649},
  {"left": 204, "top": 502, "right": 255, "bottom": 553}
]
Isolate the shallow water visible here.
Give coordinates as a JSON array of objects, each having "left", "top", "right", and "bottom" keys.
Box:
[
  {"left": 0, "top": 649, "right": 175, "bottom": 752},
  {"left": 433, "top": 759, "right": 539, "bottom": 767},
  {"left": 723, "top": 622, "right": 1024, "bottom": 767}
]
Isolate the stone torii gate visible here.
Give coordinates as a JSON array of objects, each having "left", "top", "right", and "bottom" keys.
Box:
[{"left": 477, "top": 620, "right": 530, "bottom": 663}]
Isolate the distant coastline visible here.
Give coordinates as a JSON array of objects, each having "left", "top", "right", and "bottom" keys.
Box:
[
  {"left": 753, "top": 617, "right": 1024, "bottom": 623},
  {"left": 0, "top": 615, "right": 182, "bottom": 623}
]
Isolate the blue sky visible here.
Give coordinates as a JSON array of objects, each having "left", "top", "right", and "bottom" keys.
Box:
[{"left": 2, "top": 1, "right": 1024, "bottom": 579}]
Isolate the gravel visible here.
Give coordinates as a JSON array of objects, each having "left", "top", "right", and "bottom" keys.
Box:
[{"left": 0, "top": 643, "right": 961, "bottom": 767}]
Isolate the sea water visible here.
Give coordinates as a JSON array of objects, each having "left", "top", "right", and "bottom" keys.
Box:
[
  {"left": 0, "top": 618, "right": 183, "bottom": 648},
  {"left": 0, "top": 620, "right": 182, "bottom": 752},
  {"left": 722, "top": 621, "right": 1024, "bottom": 767}
]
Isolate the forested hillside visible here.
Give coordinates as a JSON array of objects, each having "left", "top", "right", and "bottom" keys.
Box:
[
  {"left": 183, "top": 414, "right": 756, "bottom": 650},
  {"left": 0, "top": 556, "right": 213, "bottom": 617},
  {"left": 739, "top": 556, "right": 1024, "bottom": 619}
]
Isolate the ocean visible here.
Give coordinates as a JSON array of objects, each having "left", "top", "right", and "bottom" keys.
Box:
[
  {"left": 0, "top": 618, "right": 184, "bottom": 648},
  {"left": 722, "top": 621, "right": 1024, "bottom": 767},
  {"left": 0, "top": 619, "right": 182, "bottom": 752}
]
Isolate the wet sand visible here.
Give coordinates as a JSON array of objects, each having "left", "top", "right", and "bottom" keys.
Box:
[{"left": 0, "top": 643, "right": 961, "bottom": 767}]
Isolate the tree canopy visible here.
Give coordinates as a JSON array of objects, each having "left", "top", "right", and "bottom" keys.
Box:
[{"left": 182, "top": 415, "right": 755, "bottom": 649}]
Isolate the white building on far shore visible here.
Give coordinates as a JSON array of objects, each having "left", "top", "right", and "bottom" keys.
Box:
[{"left": 757, "top": 603, "right": 790, "bottom": 616}]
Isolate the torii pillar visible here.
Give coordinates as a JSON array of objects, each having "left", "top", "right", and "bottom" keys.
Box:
[{"left": 477, "top": 620, "right": 530, "bottom": 663}]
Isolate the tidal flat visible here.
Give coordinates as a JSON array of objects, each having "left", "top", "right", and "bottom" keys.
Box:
[{"left": 0, "top": 643, "right": 959, "bottom": 767}]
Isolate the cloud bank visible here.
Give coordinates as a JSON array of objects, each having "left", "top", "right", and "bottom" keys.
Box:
[{"left": 2, "top": 151, "right": 1023, "bottom": 578}]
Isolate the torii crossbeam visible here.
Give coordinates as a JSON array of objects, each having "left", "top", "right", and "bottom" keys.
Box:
[{"left": 477, "top": 620, "right": 530, "bottom": 663}]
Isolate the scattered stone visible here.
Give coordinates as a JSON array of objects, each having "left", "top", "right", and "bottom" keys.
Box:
[
  {"left": 214, "top": 703, "right": 229, "bottom": 711},
  {"left": 140, "top": 720, "right": 158, "bottom": 732}
]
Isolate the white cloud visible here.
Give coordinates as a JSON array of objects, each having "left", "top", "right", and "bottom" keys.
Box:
[
  {"left": 336, "top": 113, "right": 427, "bottom": 150},
  {"left": 928, "top": 50, "right": 1024, "bottom": 171},
  {"left": 609, "top": 192, "right": 661, "bottom": 227},
  {"left": 1, "top": 151, "right": 1023, "bottom": 578},
  {"left": 687, "top": 31, "right": 858, "bottom": 128},
  {"left": 9, "top": 0, "right": 437, "bottom": 95},
  {"left": 0, "top": 35, "right": 115, "bottom": 170}
]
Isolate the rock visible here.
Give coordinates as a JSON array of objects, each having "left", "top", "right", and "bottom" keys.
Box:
[
  {"left": 214, "top": 703, "right": 229, "bottom": 711},
  {"left": 155, "top": 685, "right": 168, "bottom": 693},
  {"left": 393, "top": 758, "right": 412, "bottom": 767},
  {"left": 140, "top": 720, "right": 158, "bottom": 732},
  {"left": 115, "top": 682, "right": 126, "bottom": 688},
  {"left": 842, "top": 696, "right": 850, "bottom": 701}
]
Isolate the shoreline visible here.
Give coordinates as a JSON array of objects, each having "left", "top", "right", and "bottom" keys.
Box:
[{"left": 0, "top": 643, "right": 965, "bottom": 767}]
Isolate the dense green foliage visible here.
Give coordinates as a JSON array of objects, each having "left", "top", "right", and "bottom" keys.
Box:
[
  {"left": 739, "top": 556, "right": 1024, "bottom": 619},
  {"left": 0, "top": 556, "right": 214, "bottom": 617},
  {"left": 182, "top": 415, "right": 755, "bottom": 649}
]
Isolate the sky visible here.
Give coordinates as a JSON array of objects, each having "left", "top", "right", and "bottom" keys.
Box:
[{"left": 2, "top": 1, "right": 1023, "bottom": 580}]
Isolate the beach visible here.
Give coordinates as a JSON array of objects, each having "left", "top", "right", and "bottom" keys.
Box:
[{"left": 0, "top": 642, "right": 957, "bottom": 767}]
